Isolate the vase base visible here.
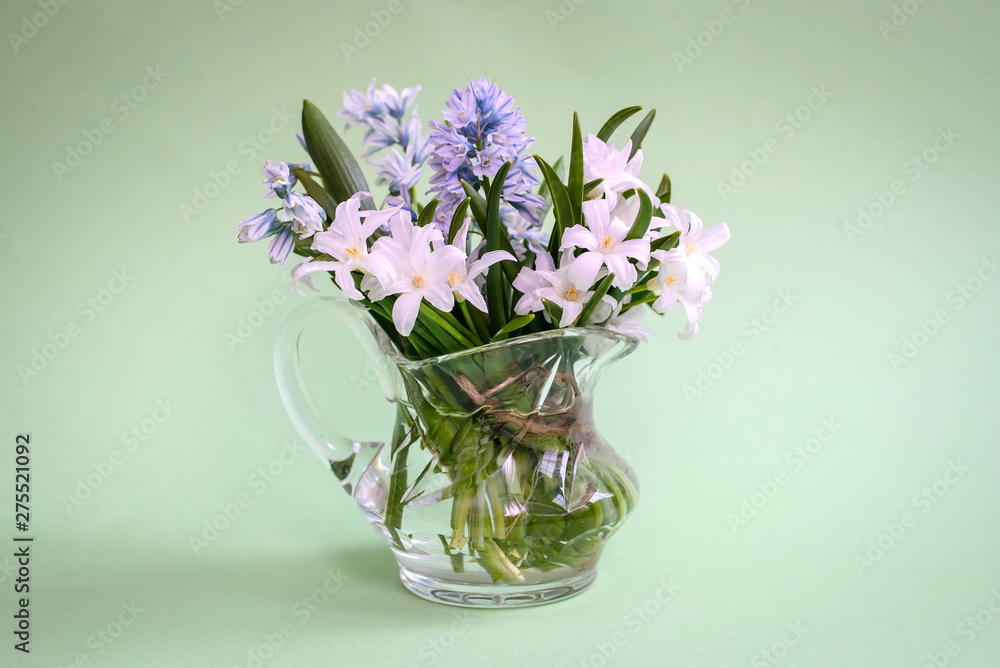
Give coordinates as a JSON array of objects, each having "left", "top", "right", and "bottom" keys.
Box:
[{"left": 398, "top": 567, "right": 597, "bottom": 608}]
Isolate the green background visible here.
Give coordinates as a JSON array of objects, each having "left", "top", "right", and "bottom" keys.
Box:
[{"left": 2, "top": 0, "right": 999, "bottom": 665}]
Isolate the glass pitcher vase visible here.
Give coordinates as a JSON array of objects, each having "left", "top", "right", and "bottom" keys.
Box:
[{"left": 274, "top": 296, "right": 640, "bottom": 608}]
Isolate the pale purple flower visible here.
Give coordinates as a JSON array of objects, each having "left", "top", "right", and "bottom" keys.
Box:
[
  {"left": 373, "top": 145, "right": 425, "bottom": 202},
  {"left": 503, "top": 206, "right": 548, "bottom": 256},
  {"left": 338, "top": 80, "right": 429, "bottom": 200},
  {"left": 426, "top": 78, "right": 545, "bottom": 231}
]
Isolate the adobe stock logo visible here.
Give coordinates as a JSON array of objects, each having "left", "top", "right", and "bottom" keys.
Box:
[
  {"left": 683, "top": 288, "right": 797, "bottom": 402},
  {"left": 853, "top": 460, "right": 968, "bottom": 575},
  {"left": 877, "top": 0, "right": 931, "bottom": 40},
  {"left": 842, "top": 127, "right": 959, "bottom": 244},
  {"left": 671, "top": 0, "right": 752, "bottom": 73},
  {"left": 921, "top": 588, "right": 1000, "bottom": 668},
  {"left": 18, "top": 269, "right": 134, "bottom": 385},
  {"left": 7, "top": 0, "right": 72, "bottom": 53},
  {"left": 545, "top": 0, "right": 588, "bottom": 31},
  {"left": 178, "top": 107, "right": 294, "bottom": 223},
  {"left": 728, "top": 417, "right": 841, "bottom": 533},
  {"left": 51, "top": 66, "right": 169, "bottom": 182},
  {"left": 750, "top": 622, "right": 808, "bottom": 668},
  {"left": 339, "top": 0, "right": 407, "bottom": 63},
  {"left": 887, "top": 255, "right": 997, "bottom": 371},
  {"left": 716, "top": 86, "right": 833, "bottom": 201}
]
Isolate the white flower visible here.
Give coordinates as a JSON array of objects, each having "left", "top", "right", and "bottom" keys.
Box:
[
  {"left": 236, "top": 209, "right": 279, "bottom": 243},
  {"left": 678, "top": 288, "right": 712, "bottom": 340},
  {"left": 656, "top": 204, "right": 730, "bottom": 296},
  {"left": 368, "top": 226, "right": 466, "bottom": 336},
  {"left": 647, "top": 255, "right": 689, "bottom": 313},
  {"left": 607, "top": 303, "right": 655, "bottom": 342},
  {"left": 560, "top": 198, "right": 651, "bottom": 290},
  {"left": 536, "top": 265, "right": 594, "bottom": 327},
  {"left": 444, "top": 250, "right": 513, "bottom": 313},
  {"left": 512, "top": 252, "right": 555, "bottom": 315},
  {"left": 267, "top": 227, "right": 296, "bottom": 265},
  {"left": 517, "top": 254, "right": 614, "bottom": 328},
  {"left": 279, "top": 192, "right": 326, "bottom": 238},
  {"left": 369, "top": 208, "right": 444, "bottom": 270},
  {"left": 291, "top": 194, "right": 395, "bottom": 298},
  {"left": 582, "top": 133, "right": 654, "bottom": 204},
  {"left": 642, "top": 204, "right": 728, "bottom": 339},
  {"left": 441, "top": 218, "right": 514, "bottom": 312},
  {"left": 262, "top": 161, "right": 294, "bottom": 200},
  {"left": 643, "top": 253, "right": 706, "bottom": 339}
]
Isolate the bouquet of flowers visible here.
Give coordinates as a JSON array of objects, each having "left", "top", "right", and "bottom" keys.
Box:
[
  {"left": 236, "top": 78, "right": 729, "bottom": 353},
  {"left": 235, "top": 79, "right": 730, "bottom": 587}
]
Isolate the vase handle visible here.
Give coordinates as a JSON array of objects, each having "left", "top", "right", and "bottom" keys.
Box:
[{"left": 273, "top": 296, "right": 395, "bottom": 485}]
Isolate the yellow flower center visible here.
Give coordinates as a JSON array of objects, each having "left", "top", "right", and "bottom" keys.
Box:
[
  {"left": 665, "top": 276, "right": 676, "bottom": 286},
  {"left": 412, "top": 275, "right": 425, "bottom": 288},
  {"left": 685, "top": 244, "right": 695, "bottom": 256},
  {"left": 602, "top": 235, "right": 614, "bottom": 248},
  {"left": 345, "top": 245, "right": 360, "bottom": 258},
  {"left": 565, "top": 287, "right": 578, "bottom": 301},
  {"left": 448, "top": 271, "right": 461, "bottom": 287}
]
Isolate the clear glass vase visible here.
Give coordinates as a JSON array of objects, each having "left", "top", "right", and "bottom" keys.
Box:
[{"left": 275, "top": 297, "right": 640, "bottom": 608}]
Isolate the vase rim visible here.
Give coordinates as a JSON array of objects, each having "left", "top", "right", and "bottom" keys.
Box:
[{"left": 370, "top": 322, "right": 640, "bottom": 370}]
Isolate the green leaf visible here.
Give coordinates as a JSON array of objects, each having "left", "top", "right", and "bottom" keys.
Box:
[
  {"left": 656, "top": 173, "right": 671, "bottom": 203},
  {"left": 460, "top": 180, "right": 488, "bottom": 230},
  {"left": 448, "top": 197, "right": 471, "bottom": 245},
  {"left": 541, "top": 298, "right": 564, "bottom": 327},
  {"left": 301, "top": 100, "right": 374, "bottom": 210},
  {"left": 291, "top": 167, "right": 337, "bottom": 221},
  {"left": 597, "top": 106, "right": 643, "bottom": 142},
  {"left": 534, "top": 154, "right": 574, "bottom": 262},
  {"left": 537, "top": 156, "right": 563, "bottom": 203},
  {"left": 417, "top": 199, "right": 439, "bottom": 227},
  {"left": 485, "top": 162, "right": 513, "bottom": 333},
  {"left": 420, "top": 303, "right": 481, "bottom": 348},
  {"left": 576, "top": 273, "right": 615, "bottom": 326},
  {"left": 582, "top": 178, "right": 603, "bottom": 196},
  {"left": 460, "top": 180, "right": 519, "bottom": 283},
  {"left": 650, "top": 230, "right": 681, "bottom": 253},
  {"left": 628, "top": 109, "right": 656, "bottom": 160},
  {"left": 568, "top": 112, "right": 584, "bottom": 227},
  {"left": 626, "top": 189, "right": 653, "bottom": 240},
  {"left": 553, "top": 155, "right": 566, "bottom": 181},
  {"left": 490, "top": 314, "right": 534, "bottom": 342}
]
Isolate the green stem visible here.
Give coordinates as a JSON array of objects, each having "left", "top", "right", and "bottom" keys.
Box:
[
  {"left": 620, "top": 292, "right": 658, "bottom": 311},
  {"left": 460, "top": 299, "right": 491, "bottom": 345},
  {"left": 420, "top": 303, "right": 480, "bottom": 348},
  {"left": 625, "top": 278, "right": 654, "bottom": 295},
  {"left": 484, "top": 538, "right": 524, "bottom": 582},
  {"left": 486, "top": 477, "right": 507, "bottom": 538},
  {"left": 449, "top": 488, "right": 474, "bottom": 550},
  {"left": 384, "top": 426, "right": 409, "bottom": 548}
]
